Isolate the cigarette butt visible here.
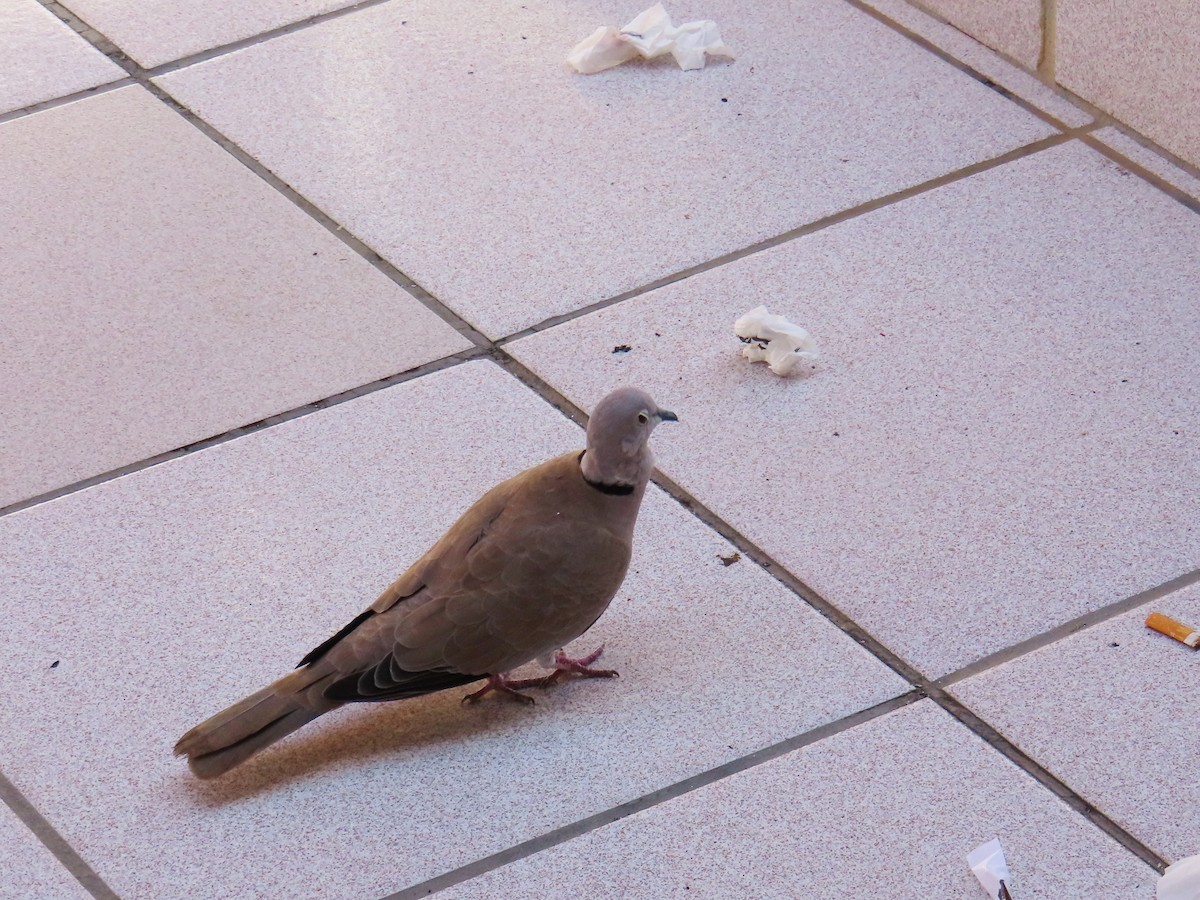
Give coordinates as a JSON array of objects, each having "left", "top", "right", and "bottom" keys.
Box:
[{"left": 1146, "top": 612, "right": 1200, "bottom": 648}]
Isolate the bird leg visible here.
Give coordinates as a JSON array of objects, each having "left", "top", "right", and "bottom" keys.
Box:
[
  {"left": 550, "top": 644, "right": 619, "bottom": 680},
  {"left": 509, "top": 645, "right": 619, "bottom": 689},
  {"left": 461, "top": 674, "right": 537, "bottom": 705},
  {"left": 460, "top": 646, "right": 619, "bottom": 705}
]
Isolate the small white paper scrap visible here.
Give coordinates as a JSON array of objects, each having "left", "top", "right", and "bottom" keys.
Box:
[
  {"left": 967, "top": 838, "right": 1012, "bottom": 898},
  {"left": 1158, "top": 853, "right": 1200, "bottom": 900},
  {"left": 733, "top": 305, "right": 819, "bottom": 376},
  {"left": 568, "top": 3, "right": 734, "bottom": 75}
]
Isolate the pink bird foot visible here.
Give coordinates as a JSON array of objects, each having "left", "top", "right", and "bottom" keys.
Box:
[
  {"left": 461, "top": 645, "right": 618, "bottom": 704},
  {"left": 550, "top": 644, "right": 619, "bottom": 680},
  {"left": 461, "top": 674, "right": 537, "bottom": 705}
]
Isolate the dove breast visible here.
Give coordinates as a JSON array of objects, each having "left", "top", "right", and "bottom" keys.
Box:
[{"left": 320, "top": 451, "right": 644, "bottom": 680}]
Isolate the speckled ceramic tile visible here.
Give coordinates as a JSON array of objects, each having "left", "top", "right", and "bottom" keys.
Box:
[
  {"left": 0, "top": 86, "right": 470, "bottom": 509},
  {"left": 0, "top": 0, "right": 123, "bottom": 114},
  {"left": 1059, "top": 0, "right": 1200, "bottom": 168},
  {"left": 508, "top": 140, "right": 1200, "bottom": 677},
  {"left": 954, "top": 587, "right": 1200, "bottom": 861},
  {"left": 0, "top": 361, "right": 905, "bottom": 898},
  {"left": 0, "top": 802, "right": 89, "bottom": 899},
  {"left": 1093, "top": 127, "right": 1200, "bottom": 203},
  {"left": 158, "top": 0, "right": 1053, "bottom": 339},
  {"left": 444, "top": 701, "right": 1155, "bottom": 899},
  {"left": 862, "top": 0, "right": 1092, "bottom": 126},
  {"left": 61, "top": 0, "right": 358, "bottom": 67},
  {"left": 915, "top": 0, "right": 1042, "bottom": 68}
]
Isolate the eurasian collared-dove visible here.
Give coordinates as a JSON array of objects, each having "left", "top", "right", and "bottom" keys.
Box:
[{"left": 175, "top": 387, "right": 677, "bottom": 779}]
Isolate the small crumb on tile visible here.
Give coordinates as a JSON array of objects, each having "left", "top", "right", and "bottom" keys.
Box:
[
  {"left": 50, "top": 660, "right": 59, "bottom": 668},
  {"left": 1109, "top": 642, "right": 1120, "bottom": 648},
  {"left": 718, "top": 551, "right": 741, "bottom": 567},
  {"left": 612, "top": 344, "right": 632, "bottom": 354}
]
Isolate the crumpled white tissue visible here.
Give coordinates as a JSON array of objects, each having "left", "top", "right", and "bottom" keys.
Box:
[
  {"left": 734, "top": 305, "right": 819, "bottom": 376},
  {"left": 967, "top": 838, "right": 1011, "bottom": 898},
  {"left": 1159, "top": 853, "right": 1200, "bottom": 900},
  {"left": 568, "top": 4, "right": 734, "bottom": 74}
]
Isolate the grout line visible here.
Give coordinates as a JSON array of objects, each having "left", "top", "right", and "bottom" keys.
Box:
[
  {"left": 10, "top": 3, "right": 1176, "bottom": 884},
  {"left": 383, "top": 693, "right": 922, "bottom": 899},
  {"left": 841, "top": 0, "right": 1078, "bottom": 130},
  {"left": 933, "top": 690, "right": 1166, "bottom": 871},
  {"left": 0, "top": 769, "right": 120, "bottom": 899},
  {"left": 938, "top": 567, "right": 1200, "bottom": 686},
  {"left": 0, "top": 125, "right": 1082, "bottom": 522},
  {"left": 31, "top": 0, "right": 492, "bottom": 352},
  {"left": 35, "top": 0, "right": 393, "bottom": 76},
  {"left": 1038, "top": 0, "right": 1057, "bottom": 80},
  {"left": 138, "top": 81, "right": 494, "bottom": 349},
  {"left": 499, "top": 129, "right": 1088, "bottom": 345},
  {"left": 847, "top": 0, "right": 1128, "bottom": 138},
  {"left": 1, "top": 47, "right": 1085, "bottom": 520},
  {"left": 0, "top": 351, "right": 482, "bottom": 519},
  {"left": 1097, "top": 122, "right": 1200, "bottom": 184},
  {"left": 847, "top": 0, "right": 1200, "bottom": 216},
  {"left": 873, "top": 0, "right": 1104, "bottom": 126},
  {"left": 0, "top": 79, "right": 132, "bottom": 125},
  {"left": 38, "top": 0, "right": 132, "bottom": 63},
  {"left": 147, "top": 0, "right": 395, "bottom": 77},
  {"left": 1080, "top": 133, "right": 1200, "bottom": 216},
  {"left": 145, "top": 84, "right": 492, "bottom": 348},
  {"left": 483, "top": 355, "right": 1169, "bottom": 880}
]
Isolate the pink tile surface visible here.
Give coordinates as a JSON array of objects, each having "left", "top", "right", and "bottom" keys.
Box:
[
  {"left": 954, "top": 586, "right": 1200, "bottom": 861},
  {"left": 0, "top": 86, "right": 470, "bottom": 508},
  {"left": 508, "top": 140, "right": 1200, "bottom": 677},
  {"left": 863, "top": 0, "right": 1091, "bottom": 126},
  {"left": 158, "top": 0, "right": 1053, "bottom": 338},
  {"left": 0, "top": 361, "right": 904, "bottom": 898},
  {"left": 64, "top": 0, "right": 359, "bottom": 67},
  {"left": 1059, "top": 0, "right": 1200, "bottom": 169},
  {"left": 916, "top": 0, "right": 1042, "bottom": 68},
  {"left": 1093, "top": 126, "right": 1200, "bottom": 203},
  {"left": 445, "top": 701, "right": 1156, "bottom": 899},
  {"left": 0, "top": 803, "right": 88, "bottom": 899},
  {"left": 0, "top": 0, "right": 123, "bottom": 114}
]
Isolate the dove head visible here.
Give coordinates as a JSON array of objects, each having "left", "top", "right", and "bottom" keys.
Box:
[{"left": 581, "top": 387, "right": 677, "bottom": 491}]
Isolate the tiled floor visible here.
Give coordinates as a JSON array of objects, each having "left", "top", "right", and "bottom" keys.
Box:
[
  {"left": 0, "top": 0, "right": 123, "bottom": 114},
  {"left": 0, "top": 801, "right": 90, "bottom": 899},
  {"left": 1, "top": 1, "right": 1197, "bottom": 898}
]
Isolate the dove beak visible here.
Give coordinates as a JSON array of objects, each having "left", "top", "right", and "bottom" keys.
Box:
[{"left": 657, "top": 409, "right": 679, "bottom": 423}]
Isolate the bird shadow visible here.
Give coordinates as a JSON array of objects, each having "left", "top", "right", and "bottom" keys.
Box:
[{"left": 176, "top": 682, "right": 567, "bottom": 807}]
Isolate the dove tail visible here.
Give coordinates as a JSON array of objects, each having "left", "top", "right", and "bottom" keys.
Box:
[{"left": 174, "top": 669, "right": 332, "bottom": 779}]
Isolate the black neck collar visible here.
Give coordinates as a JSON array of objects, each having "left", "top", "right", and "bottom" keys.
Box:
[
  {"left": 578, "top": 451, "right": 636, "bottom": 495},
  {"left": 585, "top": 478, "right": 635, "bottom": 496}
]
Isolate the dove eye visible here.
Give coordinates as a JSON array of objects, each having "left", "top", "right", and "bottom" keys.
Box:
[{"left": 637, "top": 412, "right": 649, "bottom": 425}]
